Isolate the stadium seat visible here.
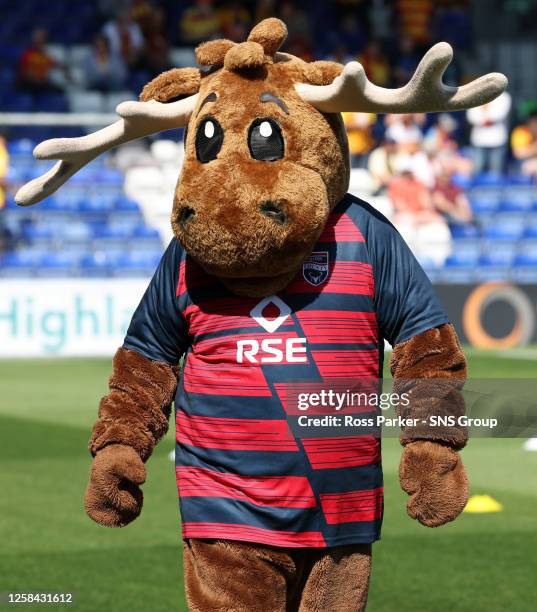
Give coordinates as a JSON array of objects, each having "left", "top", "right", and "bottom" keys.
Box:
[
  {"left": 445, "top": 252, "right": 479, "bottom": 267},
  {"left": 170, "top": 47, "right": 196, "bottom": 68},
  {"left": 472, "top": 172, "right": 506, "bottom": 187},
  {"left": 114, "top": 197, "right": 141, "bottom": 212},
  {"left": 68, "top": 90, "right": 104, "bottom": 113},
  {"left": 513, "top": 253, "right": 537, "bottom": 267},
  {"left": 484, "top": 222, "right": 524, "bottom": 240},
  {"left": 507, "top": 173, "right": 534, "bottom": 186},
  {"left": 499, "top": 198, "right": 534, "bottom": 213},
  {"left": 34, "top": 92, "right": 69, "bottom": 113},
  {"left": 113, "top": 251, "right": 162, "bottom": 278},
  {"left": 479, "top": 252, "right": 513, "bottom": 267},
  {"left": 103, "top": 91, "right": 136, "bottom": 114},
  {"left": 38, "top": 251, "right": 78, "bottom": 277},
  {"left": 449, "top": 223, "right": 480, "bottom": 239},
  {"left": 469, "top": 195, "right": 500, "bottom": 215}
]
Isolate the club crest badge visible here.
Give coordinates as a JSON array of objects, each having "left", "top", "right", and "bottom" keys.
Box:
[{"left": 303, "top": 251, "right": 329, "bottom": 286}]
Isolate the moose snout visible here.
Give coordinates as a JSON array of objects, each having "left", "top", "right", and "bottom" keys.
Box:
[
  {"left": 177, "top": 205, "right": 196, "bottom": 228},
  {"left": 259, "top": 200, "right": 287, "bottom": 226}
]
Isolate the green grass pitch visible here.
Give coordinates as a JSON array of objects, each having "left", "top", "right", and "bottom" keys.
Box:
[{"left": 1, "top": 350, "right": 536, "bottom": 611}]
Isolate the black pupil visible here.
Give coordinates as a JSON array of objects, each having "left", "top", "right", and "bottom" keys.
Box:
[
  {"left": 248, "top": 118, "right": 284, "bottom": 161},
  {"left": 195, "top": 117, "right": 223, "bottom": 163}
]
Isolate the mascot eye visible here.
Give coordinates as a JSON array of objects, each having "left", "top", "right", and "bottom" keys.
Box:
[
  {"left": 248, "top": 118, "right": 284, "bottom": 161},
  {"left": 195, "top": 117, "right": 223, "bottom": 163}
]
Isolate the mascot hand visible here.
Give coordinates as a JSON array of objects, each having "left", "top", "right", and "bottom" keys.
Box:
[
  {"left": 399, "top": 440, "right": 468, "bottom": 527},
  {"left": 85, "top": 444, "right": 146, "bottom": 527}
]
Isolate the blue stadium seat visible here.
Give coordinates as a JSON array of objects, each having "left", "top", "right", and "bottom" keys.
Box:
[
  {"left": 484, "top": 223, "right": 524, "bottom": 240},
  {"left": 479, "top": 252, "right": 513, "bottom": 267},
  {"left": 115, "top": 197, "right": 140, "bottom": 212},
  {"left": 445, "top": 252, "right": 479, "bottom": 267},
  {"left": 79, "top": 198, "right": 114, "bottom": 214},
  {"left": 449, "top": 223, "right": 480, "bottom": 239},
  {"left": 6, "top": 139, "right": 35, "bottom": 156},
  {"left": 507, "top": 174, "right": 534, "bottom": 186},
  {"left": 498, "top": 198, "right": 533, "bottom": 213},
  {"left": 114, "top": 251, "right": 162, "bottom": 277},
  {"left": 469, "top": 196, "right": 500, "bottom": 215},
  {"left": 0, "top": 249, "right": 45, "bottom": 277},
  {"left": 38, "top": 251, "right": 78, "bottom": 277},
  {"left": 34, "top": 92, "right": 69, "bottom": 113},
  {"left": 524, "top": 224, "right": 537, "bottom": 239},
  {"left": 132, "top": 225, "right": 160, "bottom": 240},
  {"left": 513, "top": 253, "right": 537, "bottom": 267},
  {"left": 472, "top": 172, "right": 507, "bottom": 187}
]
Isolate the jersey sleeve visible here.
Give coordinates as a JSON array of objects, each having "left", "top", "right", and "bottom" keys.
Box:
[
  {"left": 123, "top": 239, "right": 187, "bottom": 364},
  {"left": 366, "top": 207, "right": 449, "bottom": 346}
]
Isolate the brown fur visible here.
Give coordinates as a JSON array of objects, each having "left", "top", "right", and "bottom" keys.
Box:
[
  {"left": 173, "top": 50, "right": 349, "bottom": 296},
  {"left": 85, "top": 444, "right": 146, "bottom": 527},
  {"left": 196, "top": 39, "right": 236, "bottom": 67},
  {"left": 140, "top": 67, "right": 201, "bottom": 102},
  {"left": 304, "top": 61, "right": 344, "bottom": 85},
  {"left": 391, "top": 324, "right": 469, "bottom": 527},
  {"left": 224, "top": 41, "right": 265, "bottom": 71},
  {"left": 183, "top": 538, "right": 371, "bottom": 611},
  {"left": 89, "top": 347, "right": 178, "bottom": 460},
  {"left": 85, "top": 348, "right": 178, "bottom": 527},
  {"left": 247, "top": 17, "right": 287, "bottom": 55},
  {"left": 399, "top": 441, "right": 469, "bottom": 527},
  {"left": 390, "top": 323, "right": 468, "bottom": 448}
]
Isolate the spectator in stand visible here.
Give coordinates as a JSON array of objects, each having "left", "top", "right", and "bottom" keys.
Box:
[
  {"left": 393, "top": 36, "right": 420, "bottom": 86},
  {"left": 102, "top": 7, "right": 145, "bottom": 69},
  {"left": 17, "top": 28, "right": 64, "bottom": 93},
  {"left": 511, "top": 110, "right": 537, "bottom": 177},
  {"left": 280, "top": 1, "right": 313, "bottom": 51},
  {"left": 368, "top": 136, "right": 398, "bottom": 194},
  {"left": 358, "top": 40, "right": 390, "bottom": 87},
  {"left": 385, "top": 113, "right": 423, "bottom": 146},
  {"left": 424, "top": 113, "right": 473, "bottom": 175},
  {"left": 434, "top": 1, "right": 472, "bottom": 51},
  {"left": 180, "top": 0, "right": 221, "bottom": 44},
  {"left": 389, "top": 165, "right": 451, "bottom": 265},
  {"left": 395, "top": 0, "right": 434, "bottom": 47},
  {"left": 326, "top": 14, "right": 365, "bottom": 56},
  {"left": 0, "top": 133, "right": 12, "bottom": 254},
  {"left": 432, "top": 165, "right": 473, "bottom": 224},
  {"left": 466, "top": 91, "right": 512, "bottom": 174},
  {"left": 342, "top": 112, "right": 376, "bottom": 168},
  {"left": 131, "top": 0, "right": 154, "bottom": 34},
  {"left": 218, "top": 1, "right": 251, "bottom": 41},
  {"left": 254, "top": 0, "right": 277, "bottom": 23},
  {"left": 0, "top": 133, "right": 8, "bottom": 209},
  {"left": 85, "top": 34, "right": 127, "bottom": 92},
  {"left": 142, "top": 7, "right": 171, "bottom": 75}
]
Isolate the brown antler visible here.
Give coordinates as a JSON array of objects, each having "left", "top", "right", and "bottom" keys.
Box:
[
  {"left": 15, "top": 95, "right": 198, "bottom": 206},
  {"left": 296, "top": 42, "right": 508, "bottom": 114}
]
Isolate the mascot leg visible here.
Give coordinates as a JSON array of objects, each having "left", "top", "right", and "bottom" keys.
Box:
[
  {"left": 183, "top": 539, "right": 293, "bottom": 611},
  {"left": 183, "top": 539, "right": 372, "bottom": 611},
  {"left": 293, "top": 544, "right": 371, "bottom": 612}
]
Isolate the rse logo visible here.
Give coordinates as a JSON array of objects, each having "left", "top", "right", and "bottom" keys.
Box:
[
  {"left": 237, "top": 338, "right": 307, "bottom": 363},
  {"left": 236, "top": 295, "right": 308, "bottom": 363}
]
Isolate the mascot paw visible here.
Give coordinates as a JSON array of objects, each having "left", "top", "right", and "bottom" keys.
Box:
[
  {"left": 85, "top": 444, "right": 146, "bottom": 527},
  {"left": 399, "top": 440, "right": 469, "bottom": 527}
]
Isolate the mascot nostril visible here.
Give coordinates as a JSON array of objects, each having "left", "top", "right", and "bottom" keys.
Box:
[
  {"left": 16, "top": 15, "right": 507, "bottom": 612},
  {"left": 259, "top": 200, "right": 287, "bottom": 225},
  {"left": 177, "top": 206, "right": 195, "bottom": 227}
]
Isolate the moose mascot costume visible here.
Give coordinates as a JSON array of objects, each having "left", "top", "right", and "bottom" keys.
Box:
[{"left": 17, "top": 18, "right": 507, "bottom": 611}]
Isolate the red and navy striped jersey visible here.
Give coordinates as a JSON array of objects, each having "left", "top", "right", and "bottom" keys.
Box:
[{"left": 123, "top": 194, "right": 448, "bottom": 548}]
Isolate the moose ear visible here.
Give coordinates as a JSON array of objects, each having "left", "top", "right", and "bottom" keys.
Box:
[{"left": 140, "top": 67, "right": 201, "bottom": 103}]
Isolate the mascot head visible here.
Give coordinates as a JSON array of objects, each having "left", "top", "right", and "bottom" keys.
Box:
[{"left": 16, "top": 18, "right": 507, "bottom": 297}]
